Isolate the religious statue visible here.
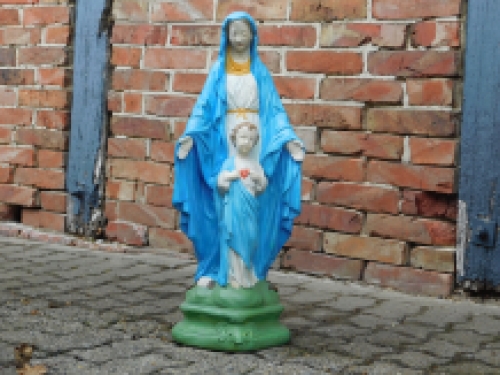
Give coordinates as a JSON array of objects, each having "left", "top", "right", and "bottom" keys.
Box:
[{"left": 172, "top": 11, "right": 304, "bottom": 351}]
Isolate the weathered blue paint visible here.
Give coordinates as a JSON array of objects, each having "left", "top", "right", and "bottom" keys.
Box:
[
  {"left": 459, "top": 0, "right": 500, "bottom": 287},
  {"left": 67, "top": 0, "right": 110, "bottom": 230}
]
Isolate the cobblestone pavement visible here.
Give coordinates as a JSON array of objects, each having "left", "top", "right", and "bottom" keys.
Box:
[{"left": 2, "top": 237, "right": 500, "bottom": 374}]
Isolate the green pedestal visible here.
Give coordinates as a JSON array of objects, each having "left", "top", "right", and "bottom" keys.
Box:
[{"left": 172, "top": 281, "right": 290, "bottom": 351}]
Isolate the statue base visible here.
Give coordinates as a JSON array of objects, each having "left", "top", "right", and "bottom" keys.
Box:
[{"left": 172, "top": 281, "right": 290, "bottom": 352}]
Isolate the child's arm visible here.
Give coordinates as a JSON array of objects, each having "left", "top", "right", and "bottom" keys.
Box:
[
  {"left": 217, "top": 170, "right": 240, "bottom": 192},
  {"left": 250, "top": 165, "right": 267, "bottom": 194}
]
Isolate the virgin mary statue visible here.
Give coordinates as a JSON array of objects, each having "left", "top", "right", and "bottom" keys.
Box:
[{"left": 173, "top": 11, "right": 304, "bottom": 288}]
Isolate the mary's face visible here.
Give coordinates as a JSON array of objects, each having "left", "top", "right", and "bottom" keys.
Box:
[{"left": 228, "top": 20, "right": 252, "bottom": 53}]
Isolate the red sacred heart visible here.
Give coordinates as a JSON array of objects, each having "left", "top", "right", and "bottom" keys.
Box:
[{"left": 240, "top": 169, "right": 250, "bottom": 178}]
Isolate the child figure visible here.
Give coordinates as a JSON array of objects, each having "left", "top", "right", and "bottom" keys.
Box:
[{"left": 217, "top": 122, "right": 267, "bottom": 288}]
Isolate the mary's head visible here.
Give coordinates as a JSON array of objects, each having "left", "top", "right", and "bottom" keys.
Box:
[{"left": 219, "top": 12, "right": 259, "bottom": 59}]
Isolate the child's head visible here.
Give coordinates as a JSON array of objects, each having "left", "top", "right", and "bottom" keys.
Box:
[{"left": 230, "top": 122, "right": 259, "bottom": 146}]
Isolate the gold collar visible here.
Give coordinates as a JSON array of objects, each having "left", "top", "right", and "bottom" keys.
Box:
[{"left": 226, "top": 53, "right": 250, "bottom": 75}]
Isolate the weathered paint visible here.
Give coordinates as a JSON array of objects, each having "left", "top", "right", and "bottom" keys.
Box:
[
  {"left": 459, "top": 0, "right": 500, "bottom": 287},
  {"left": 66, "top": 0, "right": 111, "bottom": 235}
]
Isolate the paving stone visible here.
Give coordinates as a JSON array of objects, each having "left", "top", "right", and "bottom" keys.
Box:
[
  {"left": 405, "top": 305, "right": 472, "bottom": 328},
  {"left": 31, "top": 357, "right": 97, "bottom": 375},
  {"left": 416, "top": 338, "right": 477, "bottom": 358},
  {"left": 320, "top": 295, "right": 378, "bottom": 312},
  {"left": 454, "top": 314, "right": 500, "bottom": 335},
  {"left": 473, "top": 348, "right": 500, "bottom": 367},
  {"left": 389, "top": 322, "right": 440, "bottom": 340},
  {"left": 433, "top": 330, "right": 495, "bottom": 349},
  {"left": 365, "top": 329, "right": 424, "bottom": 347},
  {"left": 310, "top": 323, "right": 370, "bottom": 339},
  {"left": 384, "top": 350, "right": 449, "bottom": 369},
  {"left": 283, "top": 289, "right": 335, "bottom": 305},
  {"left": 345, "top": 362, "right": 424, "bottom": 375},
  {"left": 363, "top": 299, "right": 423, "bottom": 320},
  {"left": 430, "top": 361, "right": 498, "bottom": 375},
  {"left": 335, "top": 341, "right": 394, "bottom": 360}
]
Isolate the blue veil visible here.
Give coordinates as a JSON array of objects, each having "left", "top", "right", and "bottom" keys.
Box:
[{"left": 172, "top": 12, "right": 302, "bottom": 285}]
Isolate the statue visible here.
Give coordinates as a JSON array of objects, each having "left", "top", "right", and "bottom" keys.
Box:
[{"left": 172, "top": 11, "right": 304, "bottom": 351}]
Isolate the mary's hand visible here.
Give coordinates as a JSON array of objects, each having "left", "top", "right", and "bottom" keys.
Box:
[
  {"left": 286, "top": 141, "right": 305, "bottom": 162},
  {"left": 177, "top": 136, "right": 193, "bottom": 159}
]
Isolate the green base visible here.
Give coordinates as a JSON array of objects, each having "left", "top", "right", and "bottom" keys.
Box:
[{"left": 172, "top": 281, "right": 290, "bottom": 352}]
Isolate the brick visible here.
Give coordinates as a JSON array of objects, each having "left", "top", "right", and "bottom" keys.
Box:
[
  {"left": 152, "top": 0, "right": 213, "bottom": 22},
  {"left": 107, "top": 138, "right": 146, "bottom": 160},
  {"left": 36, "top": 110, "right": 69, "bottom": 130},
  {"left": 366, "top": 213, "right": 456, "bottom": 246},
  {"left": 0, "top": 108, "right": 32, "bottom": 126},
  {"left": 409, "top": 137, "right": 456, "bottom": 166},
  {"left": 303, "top": 155, "right": 365, "bottom": 182},
  {"left": 19, "top": 89, "right": 69, "bottom": 109},
  {"left": 0, "top": 203, "right": 18, "bottom": 221},
  {"left": 0, "top": 127, "right": 12, "bottom": 144},
  {"left": 150, "top": 140, "right": 175, "bottom": 163},
  {"left": 273, "top": 76, "right": 316, "bottom": 100},
  {"left": 407, "top": 79, "right": 453, "bottom": 106},
  {"left": 18, "top": 47, "right": 66, "bottom": 65},
  {"left": 15, "top": 167, "right": 64, "bottom": 189},
  {"left": 367, "top": 109, "right": 456, "bottom": 137},
  {"left": 40, "top": 191, "right": 66, "bottom": 212},
  {"left": 172, "top": 73, "right": 207, "bottom": 94},
  {"left": 296, "top": 203, "right": 363, "bottom": 234},
  {"left": 217, "top": 0, "right": 287, "bottom": 21},
  {"left": 260, "top": 25, "right": 316, "bottom": 47},
  {"left": 38, "top": 68, "right": 68, "bottom": 87},
  {"left": 106, "top": 220, "right": 148, "bottom": 246},
  {"left": 0, "top": 184, "right": 37, "bottom": 206},
  {"left": 324, "top": 232, "right": 408, "bottom": 265},
  {"left": 112, "top": 69, "right": 168, "bottom": 92},
  {"left": 412, "top": 21, "right": 460, "bottom": 48},
  {"left": 22, "top": 210, "right": 65, "bottom": 232},
  {"left": 123, "top": 92, "right": 142, "bottom": 113},
  {"left": 23, "top": 6, "right": 70, "bottom": 25},
  {"left": 282, "top": 249, "right": 364, "bottom": 280},
  {"left": 364, "top": 262, "right": 454, "bottom": 297},
  {"left": 0, "top": 166, "right": 14, "bottom": 183},
  {"left": 401, "top": 190, "right": 457, "bottom": 221},
  {"left": 45, "top": 25, "right": 70, "bottom": 44},
  {"left": 145, "top": 184, "right": 173, "bottom": 207},
  {"left": 145, "top": 95, "right": 196, "bottom": 117},
  {"left": 0, "top": 87, "right": 16, "bottom": 106},
  {"left": 291, "top": 0, "right": 366, "bottom": 21},
  {"left": 294, "top": 127, "right": 316, "bottom": 153},
  {"left": 171, "top": 25, "right": 219, "bottom": 46},
  {"left": 368, "top": 51, "right": 459, "bottom": 77},
  {"left": 372, "top": 0, "right": 461, "bottom": 20},
  {"left": 259, "top": 50, "right": 280, "bottom": 73},
  {"left": 0, "top": 9, "right": 19, "bottom": 25},
  {"left": 113, "top": 0, "right": 148, "bottom": 22},
  {"left": 0, "top": 47, "right": 15, "bottom": 66},
  {"left": 109, "top": 158, "right": 171, "bottom": 185},
  {"left": 0, "top": 69, "right": 34, "bottom": 85},
  {"left": 111, "top": 24, "right": 167, "bottom": 45},
  {"left": 105, "top": 179, "right": 136, "bottom": 201},
  {"left": 317, "top": 182, "right": 399, "bottom": 214},
  {"left": 285, "top": 104, "right": 361, "bottom": 129},
  {"left": 367, "top": 160, "right": 455, "bottom": 193},
  {"left": 144, "top": 48, "right": 206, "bottom": 69},
  {"left": 172, "top": 120, "right": 186, "bottom": 140},
  {"left": 111, "top": 46, "right": 141, "bottom": 68},
  {"left": 149, "top": 227, "right": 193, "bottom": 252},
  {"left": 301, "top": 177, "right": 315, "bottom": 201},
  {"left": 16, "top": 129, "right": 67, "bottom": 150},
  {"left": 321, "top": 23, "right": 406, "bottom": 47},
  {"left": 0, "top": 146, "right": 35, "bottom": 166},
  {"left": 321, "top": 131, "right": 403, "bottom": 160},
  {"left": 0, "top": 27, "right": 41, "bottom": 45},
  {"left": 111, "top": 116, "right": 170, "bottom": 140},
  {"left": 320, "top": 78, "right": 403, "bottom": 103},
  {"left": 105, "top": 201, "right": 118, "bottom": 222},
  {"left": 285, "top": 225, "right": 323, "bottom": 252},
  {"left": 287, "top": 51, "right": 362, "bottom": 75},
  {"left": 108, "top": 91, "right": 122, "bottom": 113},
  {"left": 118, "top": 201, "right": 177, "bottom": 229},
  {"left": 411, "top": 246, "right": 454, "bottom": 273}
]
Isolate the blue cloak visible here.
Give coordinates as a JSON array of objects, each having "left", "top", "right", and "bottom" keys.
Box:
[{"left": 172, "top": 12, "right": 302, "bottom": 286}]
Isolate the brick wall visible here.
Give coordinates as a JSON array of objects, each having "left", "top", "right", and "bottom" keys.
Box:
[{"left": 0, "top": 0, "right": 72, "bottom": 232}]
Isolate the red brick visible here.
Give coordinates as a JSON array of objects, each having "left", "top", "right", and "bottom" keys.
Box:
[
  {"left": 367, "top": 109, "right": 456, "bottom": 137},
  {"left": 320, "top": 23, "right": 406, "bottom": 47},
  {"left": 22, "top": 209, "right": 65, "bottom": 232},
  {"left": 113, "top": 0, "right": 148, "bottom": 22},
  {"left": 23, "top": 6, "right": 69, "bottom": 25},
  {"left": 150, "top": 141, "right": 175, "bottom": 163},
  {"left": 37, "top": 149, "right": 65, "bottom": 168},
  {"left": 0, "top": 87, "right": 16, "bottom": 106},
  {"left": 291, "top": 0, "right": 366, "bottom": 21},
  {"left": 324, "top": 232, "right": 408, "bottom": 265},
  {"left": 172, "top": 120, "right": 186, "bottom": 140},
  {"left": 259, "top": 51, "right": 280, "bottom": 73},
  {"left": 411, "top": 246, "right": 454, "bottom": 273},
  {"left": 105, "top": 179, "right": 136, "bottom": 201},
  {"left": 0, "top": 108, "right": 32, "bottom": 126},
  {"left": 152, "top": 0, "right": 213, "bottom": 22},
  {"left": 109, "top": 159, "right": 171, "bottom": 185},
  {"left": 144, "top": 48, "right": 206, "bottom": 69},
  {"left": 111, "top": 24, "right": 167, "bottom": 45},
  {"left": 15, "top": 167, "right": 64, "bottom": 189},
  {"left": 303, "top": 155, "right": 365, "bottom": 182},
  {"left": 0, "top": 146, "right": 35, "bottom": 166},
  {"left": 273, "top": 76, "right": 316, "bottom": 100},
  {"left": 145, "top": 185, "right": 173, "bottom": 207},
  {"left": 320, "top": 78, "right": 403, "bottom": 103},
  {"left": 106, "top": 220, "right": 148, "bottom": 246},
  {"left": 367, "top": 160, "right": 455, "bottom": 193},
  {"left": 364, "top": 262, "right": 454, "bottom": 297},
  {"left": 282, "top": 249, "right": 364, "bottom": 280},
  {"left": 105, "top": 201, "right": 118, "bottom": 222},
  {"left": 111, "top": 116, "right": 170, "bottom": 140},
  {"left": 285, "top": 225, "right": 323, "bottom": 252},
  {"left": 19, "top": 89, "right": 69, "bottom": 109},
  {"left": 368, "top": 51, "right": 459, "bottom": 77},
  {"left": 260, "top": 25, "right": 316, "bottom": 47},
  {"left": 366, "top": 213, "right": 456, "bottom": 246},
  {"left": 294, "top": 127, "right": 316, "bottom": 153},
  {"left": 40, "top": 191, "right": 66, "bottom": 212},
  {"left": 0, "top": 127, "right": 12, "bottom": 144},
  {"left": 317, "top": 182, "right": 399, "bottom": 214},
  {"left": 38, "top": 68, "right": 68, "bottom": 87},
  {"left": 149, "top": 227, "right": 193, "bottom": 252},
  {"left": 0, "top": 27, "right": 41, "bottom": 45},
  {"left": 16, "top": 128, "right": 67, "bottom": 150},
  {"left": 0, "top": 202, "right": 18, "bottom": 220},
  {"left": 301, "top": 177, "right": 315, "bottom": 201},
  {"left": 18, "top": 47, "right": 66, "bottom": 65},
  {"left": 171, "top": 25, "right": 219, "bottom": 46},
  {"left": 107, "top": 138, "right": 146, "bottom": 160},
  {"left": 0, "top": 47, "right": 15, "bottom": 66},
  {"left": 401, "top": 190, "right": 457, "bottom": 221},
  {"left": 407, "top": 79, "right": 453, "bottom": 106},
  {"left": 36, "top": 110, "right": 69, "bottom": 130},
  {"left": 44, "top": 25, "right": 70, "bottom": 44},
  {"left": 0, "top": 69, "right": 34, "bottom": 85},
  {"left": 296, "top": 203, "right": 363, "bottom": 234},
  {"left": 111, "top": 46, "right": 141, "bottom": 68},
  {"left": 123, "top": 92, "right": 142, "bottom": 114},
  {"left": 112, "top": 69, "right": 168, "bottom": 92},
  {"left": 118, "top": 201, "right": 176, "bottom": 229},
  {"left": 145, "top": 95, "right": 196, "bottom": 118},
  {"left": 0, "top": 184, "right": 37, "bottom": 206},
  {"left": 321, "top": 131, "right": 403, "bottom": 160},
  {"left": 0, "top": 166, "right": 14, "bottom": 183},
  {"left": 287, "top": 51, "right": 362, "bottom": 75},
  {"left": 217, "top": 0, "right": 287, "bottom": 21},
  {"left": 108, "top": 91, "right": 122, "bottom": 113},
  {"left": 172, "top": 73, "right": 207, "bottom": 94},
  {"left": 410, "top": 137, "right": 456, "bottom": 166},
  {"left": 412, "top": 21, "right": 460, "bottom": 48},
  {"left": 286, "top": 104, "right": 361, "bottom": 129},
  {"left": 372, "top": 0, "right": 461, "bottom": 20},
  {"left": 0, "top": 9, "right": 19, "bottom": 25}
]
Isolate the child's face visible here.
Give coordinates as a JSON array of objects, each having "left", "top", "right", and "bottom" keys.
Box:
[{"left": 235, "top": 126, "right": 257, "bottom": 155}]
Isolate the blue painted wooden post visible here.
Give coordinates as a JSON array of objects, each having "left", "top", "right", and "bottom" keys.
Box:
[
  {"left": 66, "top": 0, "right": 111, "bottom": 236},
  {"left": 458, "top": 0, "right": 500, "bottom": 289}
]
